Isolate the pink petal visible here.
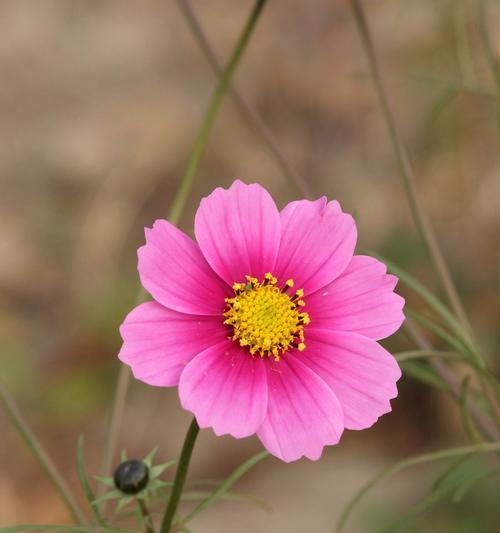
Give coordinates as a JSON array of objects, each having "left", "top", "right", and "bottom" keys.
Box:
[
  {"left": 179, "top": 340, "right": 268, "bottom": 438},
  {"left": 194, "top": 180, "right": 281, "bottom": 285},
  {"left": 274, "top": 198, "right": 357, "bottom": 295},
  {"left": 138, "top": 219, "right": 231, "bottom": 315},
  {"left": 118, "top": 302, "right": 227, "bottom": 387},
  {"left": 302, "top": 330, "right": 401, "bottom": 430},
  {"left": 257, "top": 355, "right": 344, "bottom": 462},
  {"left": 306, "top": 255, "right": 405, "bottom": 340}
]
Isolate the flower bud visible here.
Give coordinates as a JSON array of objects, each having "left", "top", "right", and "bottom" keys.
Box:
[{"left": 113, "top": 459, "right": 149, "bottom": 494}]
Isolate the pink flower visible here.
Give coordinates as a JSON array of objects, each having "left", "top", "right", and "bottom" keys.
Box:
[{"left": 119, "top": 181, "right": 404, "bottom": 462}]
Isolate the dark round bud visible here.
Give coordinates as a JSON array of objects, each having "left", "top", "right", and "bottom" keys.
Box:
[{"left": 113, "top": 459, "right": 149, "bottom": 494}]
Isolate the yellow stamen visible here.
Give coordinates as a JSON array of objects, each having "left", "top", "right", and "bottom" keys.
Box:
[{"left": 223, "top": 274, "right": 310, "bottom": 361}]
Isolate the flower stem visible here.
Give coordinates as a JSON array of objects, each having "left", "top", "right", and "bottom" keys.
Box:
[
  {"left": 175, "top": 0, "right": 312, "bottom": 199},
  {"left": 160, "top": 418, "right": 200, "bottom": 533},
  {"left": 0, "top": 382, "right": 87, "bottom": 524},
  {"left": 349, "top": 0, "right": 474, "bottom": 341},
  {"left": 168, "top": 0, "right": 269, "bottom": 224}
]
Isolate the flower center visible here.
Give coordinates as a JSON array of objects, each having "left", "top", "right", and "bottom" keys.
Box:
[{"left": 223, "top": 273, "right": 310, "bottom": 361}]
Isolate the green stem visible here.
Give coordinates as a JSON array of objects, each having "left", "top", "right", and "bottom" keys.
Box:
[
  {"left": 138, "top": 499, "right": 156, "bottom": 533},
  {"left": 76, "top": 436, "right": 107, "bottom": 526},
  {"left": 99, "top": 353, "right": 135, "bottom": 506},
  {"left": 160, "top": 418, "right": 200, "bottom": 533},
  {"left": 459, "top": 376, "right": 483, "bottom": 443},
  {"left": 175, "top": 0, "right": 312, "bottom": 199},
  {"left": 394, "top": 350, "right": 461, "bottom": 363},
  {"left": 478, "top": 0, "right": 500, "bottom": 91},
  {"left": 336, "top": 440, "right": 500, "bottom": 533},
  {"left": 349, "top": 0, "right": 474, "bottom": 341},
  {"left": 101, "top": 0, "right": 267, "bottom": 494},
  {"left": 168, "top": 0, "right": 269, "bottom": 224},
  {"left": 0, "top": 382, "right": 87, "bottom": 524}
]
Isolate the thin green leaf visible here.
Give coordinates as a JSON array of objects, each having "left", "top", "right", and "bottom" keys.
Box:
[
  {"left": 394, "top": 350, "right": 462, "bottom": 363},
  {"left": 403, "top": 73, "right": 500, "bottom": 100},
  {"left": 93, "top": 475, "right": 116, "bottom": 487},
  {"left": 76, "top": 436, "right": 107, "bottom": 527},
  {"left": 120, "top": 449, "right": 127, "bottom": 462},
  {"left": 408, "top": 312, "right": 500, "bottom": 417},
  {"left": 92, "top": 489, "right": 122, "bottom": 505},
  {"left": 150, "top": 460, "right": 176, "bottom": 478},
  {"left": 116, "top": 495, "right": 134, "bottom": 512},
  {"left": 453, "top": 464, "right": 500, "bottom": 501},
  {"left": 380, "top": 484, "right": 455, "bottom": 533},
  {"left": 425, "top": 87, "right": 460, "bottom": 128},
  {"left": 382, "top": 455, "right": 494, "bottom": 531},
  {"left": 149, "top": 478, "right": 172, "bottom": 489},
  {"left": 352, "top": 71, "right": 500, "bottom": 101},
  {"left": 143, "top": 446, "right": 159, "bottom": 468},
  {"left": 407, "top": 309, "right": 474, "bottom": 361},
  {"left": 134, "top": 500, "right": 144, "bottom": 528},
  {"left": 336, "top": 440, "right": 500, "bottom": 533},
  {"left": 400, "top": 361, "right": 450, "bottom": 391},
  {"left": 432, "top": 456, "right": 472, "bottom": 494},
  {"left": 183, "top": 450, "right": 268, "bottom": 523},
  {"left": 459, "top": 377, "right": 482, "bottom": 443},
  {"left": 365, "top": 251, "right": 483, "bottom": 366}
]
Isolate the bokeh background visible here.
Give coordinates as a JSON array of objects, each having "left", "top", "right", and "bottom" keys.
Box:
[{"left": 1, "top": 0, "right": 499, "bottom": 531}]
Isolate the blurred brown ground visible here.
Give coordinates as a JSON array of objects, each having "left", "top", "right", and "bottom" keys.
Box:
[{"left": 0, "top": 0, "right": 499, "bottom": 531}]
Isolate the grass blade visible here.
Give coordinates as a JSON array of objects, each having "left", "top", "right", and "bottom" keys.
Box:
[{"left": 76, "top": 436, "right": 107, "bottom": 526}]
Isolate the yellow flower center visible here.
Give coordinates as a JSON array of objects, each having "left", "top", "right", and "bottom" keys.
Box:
[{"left": 223, "top": 273, "right": 310, "bottom": 361}]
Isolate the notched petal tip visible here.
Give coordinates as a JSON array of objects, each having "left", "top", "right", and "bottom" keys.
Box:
[
  {"left": 136, "top": 219, "right": 230, "bottom": 316},
  {"left": 179, "top": 341, "right": 268, "bottom": 439},
  {"left": 195, "top": 180, "right": 281, "bottom": 286}
]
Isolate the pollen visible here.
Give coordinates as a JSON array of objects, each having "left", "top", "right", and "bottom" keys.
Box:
[{"left": 223, "top": 273, "right": 310, "bottom": 361}]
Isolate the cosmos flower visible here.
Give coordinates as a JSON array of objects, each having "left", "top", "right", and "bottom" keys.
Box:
[{"left": 119, "top": 180, "right": 404, "bottom": 462}]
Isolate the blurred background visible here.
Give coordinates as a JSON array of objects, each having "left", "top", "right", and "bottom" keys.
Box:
[{"left": 1, "top": 0, "right": 499, "bottom": 531}]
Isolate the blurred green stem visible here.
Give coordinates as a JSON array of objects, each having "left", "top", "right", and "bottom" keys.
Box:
[
  {"left": 76, "top": 436, "right": 107, "bottom": 526},
  {"left": 349, "top": 0, "right": 474, "bottom": 341},
  {"left": 453, "top": 1, "right": 477, "bottom": 85},
  {"left": 394, "top": 350, "right": 461, "bottom": 363},
  {"left": 478, "top": 0, "right": 500, "bottom": 90},
  {"left": 168, "top": 0, "right": 268, "bottom": 223},
  {"left": 102, "top": 0, "right": 268, "bottom": 512},
  {"left": 459, "top": 376, "right": 483, "bottom": 443},
  {"left": 138, "top": 499, "right": 156, "bottom": 533},
  {"left": 160, "top": 418, "right": 200, "bottom": 533},
  {"left": 0, "top": 382, "right": 87, "bottom": 524},
  {"left": 175, "top": 0, "right": 312, "bottom": 198}
]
